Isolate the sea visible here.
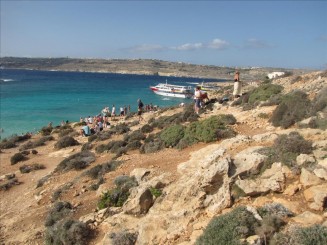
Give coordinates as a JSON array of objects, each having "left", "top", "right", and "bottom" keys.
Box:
[{"left": 0, "top": 69, "right": 224, "bottom": 139}]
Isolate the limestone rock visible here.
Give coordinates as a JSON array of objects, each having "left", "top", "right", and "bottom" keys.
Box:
[
  {"left": 300, "top": 168, "right": 323, "bottom": 187},
  {"left": 296, "top": 154, "right": 316, "bottom": 166},
  {"left": 313, "top": 168, "right": 327, "bottom": 180},
  {"left": 130, "top": 168, "right": 151, "bottom": 183},
  {"left": 318, "top": 158, "right": 327, "bottom": 169},
  {"left": 123, "top": 187, "right": 154, "bottom": 215},
  {"left": 292, "top": 211, "right": 324, "bottom": 225},
  {"left": 272, "top": 198, "right": 301, "bottom": 214},
  {"left": 246, "top": 235, "right": 262, "bottom": 245},
  {"left": 283, "top": 181, "right": 301, "bottom": 196},
  {"left": 235, "top": 162, "right": 285, "bottom": 196},
  {"left": 79, "top": 213, "right": 96, "bottom": 225},
  {"left": 303, "top": 184, "right": 327, "bottom": 211},
  {"left": 232, "top": 146, "right": 267, "bottom": 177}
]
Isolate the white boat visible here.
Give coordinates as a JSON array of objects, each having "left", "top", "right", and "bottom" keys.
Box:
[{"left": 150, "top": 82, "right": 193, "bottom": 99}]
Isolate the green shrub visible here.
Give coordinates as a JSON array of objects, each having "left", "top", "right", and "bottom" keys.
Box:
[
  {"left": 248, "top": 84, "right": 283, "bottom": 105},
  {"left": 97, "top": 176, "right": 138, "bottom": 209},
  {"left": 271, "top": 225, "right": 327, "bottom": 245},
  {"left": 258, "top": 131, "right": 313, "bottom": 169},
  {"left": 126, "top": 140, "right": 142, "bottom": 151},
  {"left": 160, "top": 124, "right": 185, "bottom": 147},
  {"left": 141, "top": 124, "right": 154, "bottom": 133},
  {"left": 149, "top": 187, "right": 162, "bottom": 198},
  {"left": 54, "top": 136, "right": 79, "bottom": 149},
  {"left": 45, "top": 219, "right": 91, "bottom": 245},
  {"left": 110, "top": 230, "right": 138, "bottom": 245},
  {"left": 54, "top": 151, "right": 96, "bottom": 172},
  {"left": 10, "top": 152, "right": 27, "bottom": 165},
  {"left": 88, "top": 134, "right": 98, "bottom": 142},
  {"left": 111, "top": 123, "right": 130, "bottom": 134},
  {"left": 311, "top": 86, "right": 327, "bottom": 115},
  {"left": 45, "top": 201, "right": 73, "bottom": 227},
  {"left": 196, "top": 206, "right": 260, "bottom": 245},
  {"left": 123, "top": 130, "right": 146, "bottom": 142},
  {"left": 270, "top": 90, "right": 311, "bottom": 128},
  {"left": 81, "top": 142, "right": 93, "bottom": 151}
]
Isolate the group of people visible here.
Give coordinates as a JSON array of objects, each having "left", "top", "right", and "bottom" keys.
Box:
[
  {"left": 194, "top": 70, "right": 242, "bottom": 114},
  {"left": 80, "top": 99, "right": 146, "bottom": 136}
]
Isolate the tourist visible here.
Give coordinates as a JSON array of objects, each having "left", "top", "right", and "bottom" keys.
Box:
[
  {"left": 112, "top": 104, "right": 116, "bottom": 119},
  {"left": 194, "top": 86, "right": 201, "bottom": 115},
  {"left": 233, "top": 70, "right": 242, "bottom": 99},
  {"left": 120, "top": 106, "right": 124, "bottom": 117},
  {"left": 137, "top": 99, "right": 144, "bottom": 122},
  {"left": 80, "top": 125, "right": 91, "bottom": 136}
]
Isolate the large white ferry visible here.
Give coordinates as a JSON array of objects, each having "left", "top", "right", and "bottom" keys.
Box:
[{"left": 150, "top": 82, "right": 193, "bottom": 99}]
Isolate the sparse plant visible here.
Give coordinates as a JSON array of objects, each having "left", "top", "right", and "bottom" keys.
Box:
[
  {"left": 10, "top": 152, "right": 27, "bottom": 165},
  {"left": 54, "top": 151, "right": 96, "bottom": 172},
  {"left": 270, "top": 90, "right": 311, "bottom": 128},
  {"left": 19, "top": 163, "right": 45, "bottom": 173},
  {"left": 141, "top": 124, "right": 153, "bottom": 133},
  {"left": 149, "top": 187, "right": 162, "bottom": 198},
  {"left": 54, "top": 135, "right": 79, "bottom": 149},
  {"left": 110, "top": 230, "right": 138, "bottom": 245},
  {"left": 196, "top": 206, "right": 260, "bottom": 244}
]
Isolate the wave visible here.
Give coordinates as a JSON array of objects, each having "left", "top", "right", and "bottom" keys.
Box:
[
  {"left": 0, "top": 78, "right": 15, "bottom": 82},
  {"left": 162, "top": 98, "right": 171, "bottom": 100},
  {"left": 186, "top": 82, "right": 200, "bottom": 85}
]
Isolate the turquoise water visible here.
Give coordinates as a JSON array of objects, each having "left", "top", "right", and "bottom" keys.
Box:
[{"left": 0, "top": 69, "right": 222, "bottom": 138}]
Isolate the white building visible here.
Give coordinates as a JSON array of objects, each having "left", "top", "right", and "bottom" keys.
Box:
[{"left": 267, "top": 72, "right": 285, "bottom": 79}]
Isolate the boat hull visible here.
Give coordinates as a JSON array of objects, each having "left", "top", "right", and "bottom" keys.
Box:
[{"left": 152, "top": 89, "right": 192, "bottom": 99}]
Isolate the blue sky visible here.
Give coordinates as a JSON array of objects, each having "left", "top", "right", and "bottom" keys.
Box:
[{"left": 1, "top": 1, "right": 326, "bottom": 69}]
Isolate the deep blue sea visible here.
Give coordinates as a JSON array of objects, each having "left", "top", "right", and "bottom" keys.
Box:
[{"left": 0, "top": 69, "right": 223, "bottom": 139}]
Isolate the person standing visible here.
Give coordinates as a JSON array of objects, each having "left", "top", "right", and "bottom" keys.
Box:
[
  {"left": 233, "top": 70, "right": 242, "bottom": 99},
  {"left": 111, "top": 104, "right": 116, "bottom": 119},
  {"left": 194, "top": 86, "right": 201, "bottom": 115},
  {"left": 137, "top": 99, "right": 144, "bottom": 122}
]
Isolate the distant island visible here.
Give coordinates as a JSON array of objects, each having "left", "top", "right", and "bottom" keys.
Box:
[{"left": 0, "top": 57, "right": 312, "bottom": 81}]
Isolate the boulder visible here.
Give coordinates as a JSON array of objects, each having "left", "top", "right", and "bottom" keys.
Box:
[
  {"left": 313, "top": 168, "right": 327, "bottom": 180},
  {"left": 130, "top": 168, "right": 151, "bottom": 183},
  {"left": 318, "top": 158, "right": 327, "bottom": 169},
  {"left": 296, "top": 154, "right": 316, "bottom": 166},
  {"left": 303, "top": 184, "right": 327, "bottom": 211},
  {"left": 235, "top": 162, "right": 285, "bottom": 196},
  {"left": 123, "top": 187, "right": 154, "bottom": 215},
  {"left": 292, "top": 211, "right": 324, "bottom": 225},
  {"left": 300, "top": 168, "right": 323, "bottom": 187},
  {"left": 232, "top": 146, "right": 267, "bottom": 177},
  {"left": 283, "top": 181, "right": 302, "bottom": 196}
]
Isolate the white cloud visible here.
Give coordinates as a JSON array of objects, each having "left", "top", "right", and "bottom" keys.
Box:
[
  {"left": 128, "top": 44, "right": 164, "bottom": 52},
  {"left": 207, "top": 39, "right": 229, "bottom": 49},
  {"left": 173, "top": 42, "right": 204, "bottom": 51},
  {"left": 244, "top": 38, "right": 272, "bottom": 49}
]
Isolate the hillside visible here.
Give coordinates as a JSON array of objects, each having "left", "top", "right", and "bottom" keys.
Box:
[
  {"left": 0, "top": 57, "right": 312, "bottom": 81},
  {"left": 0, "top": 70, "right": 326, "bottom": 245}
]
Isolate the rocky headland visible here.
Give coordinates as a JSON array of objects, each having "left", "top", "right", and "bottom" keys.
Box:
[{"left": 0, "top": 68, "right": 326, "bottom": 245}]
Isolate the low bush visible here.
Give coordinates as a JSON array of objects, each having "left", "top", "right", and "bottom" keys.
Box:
[
  {"left": 45, "top": 201, "right": 73, "bottom": 227},
  {"left": 255, "top": 215, "right": 285, "bottom": 243},
  {"left": 310, "top": 86, "right": 327, "bottom": 115},
  {"left": 110, "top": 230, "right": 138, "bottom": 245},
  {"left": 45, "top": 219, "right": 92, "bottom": 245},
  {"left": 248, "top": 84, "right": 283, "bottom": 105},
  {"left": 84, "top": 160, "right": 122, "bottom": 180},
  {"left": 0, "top": 133, "right": 32, "bottom": 149},
  {"left": 141, "top": 124, "right": 153, "bottom": 133},
  {"left": 40, "top": 125, "right": 53, "bottom": 136},
  {"left": 123, "top": 130, "right": 146, "bottom": 142},
  {"left": 140, "top": 134, "right": 164, "bottom": 154},
  {"left": 111, "top": 123, "right": 130, "bottom": 134},
  {"left": 54, "top": 136, "right": 79, "bottom": 149},
  {"left": 258, "top": 131, "right": 313, "bottom": 169},
  {"left": 270, "top": 224, "right": 327, "bottom": 245},
  {"left": 196, "top": 206, "right": 260, "bottom": 244},
  {"left": 10, "top": 152, "right": 27, "bottom": 165},
  {"left": 81, "top": 142, "right": 93, "bottom": 151},
  {"left": 257, "top": 203, "right": 294, "bottom": 218},
  {"left": 270, "top": 90, "right": 311, "bottom": 128},
  {"left": 97, "top": 130, "right": 113, "bottom": 141},
  {"left": 160, "top": 124, "right": 185, "bottom": 147},
  {"left": 0, "top": 178, "right": 20, "bottom": 191},
  {"left": 88, "top": 134, "right": 98, "bottom": 142},
  {"left": 19, "top": 135, "right": 54, "bottom": 151},
  {"left": 54, "top": 151, "right": 96, "bottom": 172},
  {"left": 36, "top": 174, "right": 51, "bottom": 188},
  {"left": 19, "top": 163, "right": 45, "bottom": 173},
  {"left": 97, "top": 176, "right": 137, "bottom": 209},
  {"left": 126, "top": 140, "right": 142, "bottom": 151}
]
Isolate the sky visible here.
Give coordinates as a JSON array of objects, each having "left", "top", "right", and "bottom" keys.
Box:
[{"left": 1, "top": 0, "right": 326, "bottom": 69}]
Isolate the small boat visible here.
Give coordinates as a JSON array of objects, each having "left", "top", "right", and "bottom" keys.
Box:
[
  {"left": 150, "top": 82, "right": 193, "bottom": 99},
  {"left": 196, "top": 82, "right": 220, "bottom": 92}
]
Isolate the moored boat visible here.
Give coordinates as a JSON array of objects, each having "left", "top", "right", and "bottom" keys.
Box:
[{"left": 150, "top": 82, "right": 193, "bottom": 98}]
